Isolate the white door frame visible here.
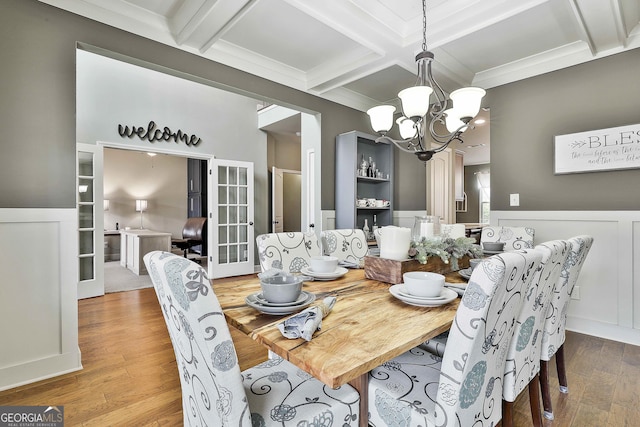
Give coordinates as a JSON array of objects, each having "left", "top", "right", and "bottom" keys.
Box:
[
  {"left": 77, "top": 143, "right": 105, "bottom": 299},
  {"left": 90, "top": 141, "right": 217, "bottom": 279},
  {"left": 210, "top": 158, "right": 255, "bottom": 278}
]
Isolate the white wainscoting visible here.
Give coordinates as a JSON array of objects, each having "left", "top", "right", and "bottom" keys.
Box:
[
  {"left": 493, "top": 210, "right": 640, "bottom": 346},
  {"left": 322, "top": 209, "right": 640, "bottom": 345},
  {"left": 0, "top": 209, "right": 81, "bottom": 391}
]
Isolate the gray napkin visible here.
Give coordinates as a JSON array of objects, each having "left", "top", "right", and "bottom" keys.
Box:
[
  {"left": 258, "top": 268, "right": 287, "bottom": 280},
  {"left": 277, "top": 296, "right": 337, "bottom": 341}
]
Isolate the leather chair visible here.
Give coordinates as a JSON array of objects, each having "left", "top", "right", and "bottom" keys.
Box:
[{"left": 171, "top": 217, "right": 207, "bottom": 259}]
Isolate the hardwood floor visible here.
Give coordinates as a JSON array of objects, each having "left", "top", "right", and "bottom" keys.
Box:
[{"left": 1, "top": 287, "right": 638, "bottom": 426}]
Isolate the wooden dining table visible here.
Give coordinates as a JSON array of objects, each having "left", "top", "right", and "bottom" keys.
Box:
[{"left": 215, "top": 268, "right": 467, "bottom": 427}]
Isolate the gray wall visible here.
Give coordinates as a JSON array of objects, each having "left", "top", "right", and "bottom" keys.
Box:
[
  {"left": 487, "top": 47, "right": 640, "bottom": 211},
  {"left": 103, "top": 149, "right": 187, "bottom": 236},
  {"left": 0, "top": 0, "right": 426, "bottom": 212}
]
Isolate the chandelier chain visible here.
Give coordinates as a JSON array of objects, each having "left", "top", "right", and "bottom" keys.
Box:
[{"left": 422, "top": 0, "right": 427, "bottom": 52}]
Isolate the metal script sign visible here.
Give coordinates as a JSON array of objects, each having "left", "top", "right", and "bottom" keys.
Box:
[
  {"left": 118, "top": 120, "right": 202, "bottom": 147},
  {"left": 554, "top": 123, "right": 640, "bottom": 174}
]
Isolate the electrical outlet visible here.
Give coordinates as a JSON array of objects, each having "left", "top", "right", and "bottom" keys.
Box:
[
  {"left": 510, "top": 193, "right": 520, "bottom": 206},
  {"left": 571, "top": 285, "right": 580, "bottom": 300}
]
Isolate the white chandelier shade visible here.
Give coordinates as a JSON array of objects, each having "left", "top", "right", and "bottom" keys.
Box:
[
  {"left": 396, "top": 117, "right": 417, "bottom": 139},
  {"left": 398, "top": 86, "right": 433, "bottom": 119},
  {"left": 443, "top": 108, "right": 467, "bottom": 133},
  {"left": 449, "top": 87, "right": 486, "bottom": 120},
  {"left": 366, "top": 105, "right": 396, "bottom": 133}
]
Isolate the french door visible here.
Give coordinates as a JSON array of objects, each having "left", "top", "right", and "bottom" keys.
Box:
[
  {"left": 210, "top": 159, "right": 255, "bottom": 278},
  {"left": 76, "top": 143, "right": 105, "bottom": 299}
]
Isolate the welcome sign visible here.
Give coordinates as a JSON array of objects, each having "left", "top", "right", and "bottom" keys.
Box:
[{"left": 554, "top": 123, "right": 640, "bottom": 174}]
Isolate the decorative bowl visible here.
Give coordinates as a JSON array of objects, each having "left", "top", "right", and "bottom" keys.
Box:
[
  {"left": 309, "top": 256, "right": 339, "bottom": 274},
  {"left": 260, "top": 275, "right": 303, "bottom": 303},
  {"left": 402, "top": 271, "right": 445, "bottom": 298},
  {"left": 482, "top": 242, "right": 505, "bottom": 252}
]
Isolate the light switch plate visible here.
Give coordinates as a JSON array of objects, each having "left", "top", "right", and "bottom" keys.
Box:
[{"left": 510, "top": 193, "right": 520, "bottom": 206}]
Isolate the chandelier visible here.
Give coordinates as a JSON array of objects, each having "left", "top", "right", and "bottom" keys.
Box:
[{"left": 367, "top": 0, "right": 486, "bottom": 162}]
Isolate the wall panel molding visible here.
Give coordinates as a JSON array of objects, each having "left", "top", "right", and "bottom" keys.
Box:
[
  {"left": 0, "top": 208, "right": 81, "bottom": 390},
  {"left": 493, "top": 210, "right": 640, "bottom": 345}
]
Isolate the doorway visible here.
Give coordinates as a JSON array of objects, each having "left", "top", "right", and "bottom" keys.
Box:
[{"left": 272, "top": 168, "right": 301, "bottom": 232}]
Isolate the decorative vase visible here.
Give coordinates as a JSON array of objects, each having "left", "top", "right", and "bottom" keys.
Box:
[{"left": 412, "top": 216, "right": 440, "bottom": 241}]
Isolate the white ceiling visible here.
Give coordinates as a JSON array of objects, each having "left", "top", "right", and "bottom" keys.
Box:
[{"left": 42, "top": 0, "right": 640, "bottom": 164}]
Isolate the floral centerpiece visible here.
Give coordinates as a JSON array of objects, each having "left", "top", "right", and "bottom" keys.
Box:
[{"left": 408, "top": 236, "right": 483, "bottom": 270}]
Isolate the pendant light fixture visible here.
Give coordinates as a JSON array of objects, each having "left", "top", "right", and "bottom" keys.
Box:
[{"left": 367, "top": 0, "right": 486, "bottom": 161}]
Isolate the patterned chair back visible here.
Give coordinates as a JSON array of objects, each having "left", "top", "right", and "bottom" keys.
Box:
[
  {"left": 321, "top": 229, "right": 368, "bottom": 264},
  {"left": 540, "top": 235, "right": 593, "bottom": 361},
  {"left": 256, "top": 232, "right": 321, "bottom": 272},
  {"left": 503, "top": 240, "right": 570, "bottom": 402},
  {"left": 434, "top": 250, "right": 543, "bottom": 426},
  {"left": 481, "top": 226, "right": 535, "bottom": 251},
  {"left": 144, "top": 251, "right": 251, "bottom": 426}
]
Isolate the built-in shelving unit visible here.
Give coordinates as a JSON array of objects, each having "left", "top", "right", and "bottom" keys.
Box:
[{"left": 335, "top": 130, "right": 394, "bottom": 230}]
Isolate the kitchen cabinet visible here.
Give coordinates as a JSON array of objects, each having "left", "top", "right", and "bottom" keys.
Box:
[{"left": 335, "top": 131, "right": 394, "bottom": 231}]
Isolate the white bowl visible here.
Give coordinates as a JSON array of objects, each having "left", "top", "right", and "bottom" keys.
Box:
[
  {"left": 469, "top": 258, "right": 482, "bottom": 270},
  {"left": 260, "top": 275, "right": 303, "bottom": 303},
  {"left": 403, "top": 272, "right": 445, "bottom": 298},
  {"left": 309, "top": 256, "right": 339, "bottom": 274}
]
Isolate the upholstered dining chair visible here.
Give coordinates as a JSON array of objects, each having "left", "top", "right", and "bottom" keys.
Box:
[
  {"left": 143, "top": 251, "right": 360, "bottom": 426},
  {"left": 368, "top": 250, "right": 543, "bottom": 427},
  {"left": 502, "top": 240, "right": 570, "bottom": 427},
  {"left": 539, "top": 235, "right": 593, "bottom": 420},
  {"left": 256, "top": 231, "right": 321, "bottom": 273},
  {"left": 321, "top": 229, "right": 368, "bottom": 266},
  {"left": 481, "top": 225, "right": 535, "bottom": 251}
]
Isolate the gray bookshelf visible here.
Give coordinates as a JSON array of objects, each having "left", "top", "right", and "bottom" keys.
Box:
[{"left": 335, "top": 131, "right": 394, "bottom": 230}]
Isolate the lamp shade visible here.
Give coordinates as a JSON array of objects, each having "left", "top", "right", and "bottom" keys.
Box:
[
  {"left": 449, "top": 87, "right": 486, "bottom": 120},
  {"left": 396, "top": 117, "right": 417, "bottom": 139},
  {"left": 398, "top": 86, "right": 433, "bottom": 119},
  {"left": 443, "top": 108, "right": 468, "bottom": 133},
  {"left": 367, "top": 105, "right": 396, "bottom": 133},
  {"left": 135, "top": 199, "right": 148, "bottom": 212}
]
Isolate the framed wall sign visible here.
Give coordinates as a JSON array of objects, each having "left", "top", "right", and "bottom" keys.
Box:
[{"left": 554, "top": 123, "right": 640, "bottom": 174}]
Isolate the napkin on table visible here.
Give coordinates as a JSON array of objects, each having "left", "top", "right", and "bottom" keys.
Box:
[
  {"left": 258, "top": 268, "right": 287, "bottom": 280},
  {"left": 277, "top": 296, "right": 336, "bottom": 341}
]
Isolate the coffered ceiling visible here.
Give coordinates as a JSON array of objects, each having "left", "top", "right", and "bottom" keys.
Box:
[
  {"left": 42, "top": 0, "right": 640, "bottom": 164},
  {"left": 41, "top": 0, "right": 640, "bottom": 112}
]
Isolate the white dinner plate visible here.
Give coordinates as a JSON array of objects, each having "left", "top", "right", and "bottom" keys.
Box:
[
  {"left": 393, "top": 285, "right": 447, "bottom": 301},
  {"left": 389, "top": 285, "right": 458, "bottom": 307},
  {"left": 254, "top": 292, "right": 309, "bottom": 307},
  {"left": 300, "top": 266, "right": 348, "bottom": 280},
  {"left": 458, "top": 268, "right": 472, "bottom": 280},
  {"left": 245, "top": 291, "right": 316, "bottom": 315}
]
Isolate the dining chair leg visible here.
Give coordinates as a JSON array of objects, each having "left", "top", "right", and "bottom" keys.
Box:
[
  {"left": 502, "top": 400, "right": 514, "bottom": 427},
  {"left": 529, "top": 373, "right": 543, "bottom": 427},
  {"left": 556, "top": 344, "right": 569, "bottom": 393},
  {"left": 540, "top": 360, "right": 554, "bottom": 420}
]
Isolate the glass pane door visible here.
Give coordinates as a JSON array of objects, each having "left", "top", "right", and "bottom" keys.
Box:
[
  {"left": 210, "top": 159, "right": 254, "bottom": 278},
  {"left": 77, "top": 143, "right": 104, "bottom": 298}
]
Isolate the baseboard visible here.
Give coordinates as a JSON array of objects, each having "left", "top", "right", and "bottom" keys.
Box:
[{"left": 566, "top": 316, "right": 640, "bottom": 346}]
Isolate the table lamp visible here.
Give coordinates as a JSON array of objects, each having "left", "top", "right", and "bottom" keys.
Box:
[{"left": 135, "top": 199, "right": 147, "bottom": 229}]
